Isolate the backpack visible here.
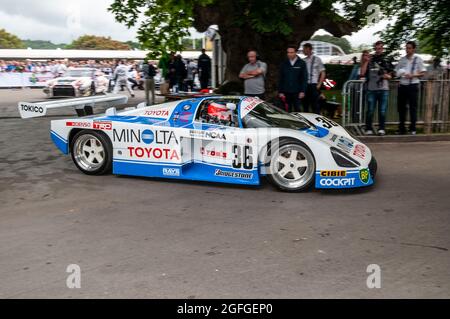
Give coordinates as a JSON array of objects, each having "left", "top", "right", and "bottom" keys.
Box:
[
  {"left": 144, "top": 64, "right": 157, "bottom": 78},
  {"left": 148, "top": 65, "right": 157, "bottom": 77}
]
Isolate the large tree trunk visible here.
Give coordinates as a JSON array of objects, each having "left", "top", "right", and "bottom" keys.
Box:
[
  {"left": 218, "top": 27, "right": 290, "bottom": 97},
  {"left": 193, "top": 1, "right": 357, "bottom": 98}
]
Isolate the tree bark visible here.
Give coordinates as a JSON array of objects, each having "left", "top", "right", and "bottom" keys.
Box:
[{"left": 193, "top": 2, "right": 358, "bottom": 98}]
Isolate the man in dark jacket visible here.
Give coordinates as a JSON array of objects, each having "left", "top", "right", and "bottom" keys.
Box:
[
  {"left": 278, "top": 45, "right": 308, "bottom": 112},
  {"left": 174, "top": 55, "right": 187, "bottom": 91},
  {"left": 198, "top": 49, "right": 211, "bottom": 89}
]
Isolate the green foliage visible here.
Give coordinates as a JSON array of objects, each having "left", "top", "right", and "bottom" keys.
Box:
[
  {"left": 354, "top": 44, "right": 372, "bottom": 52},
  {"left": 321, "top": 89, "right": 342, "bottom": 108},
  {"left": 22, "top": 40, "right": 67, "bottom": 49},
  {"left": 379, "top": 0, "right": 450, "bottom": 57},
  {"left": 109, "top": 0, "right": 374, "bottom": 58},
  {"left": 230, "top": 0, "right": 299, "bottom": 35},
  {"left": 158, "top": 52, "right": 171, "bottom": 79},
  {"left": 0, "top": 29, "right": 25, "bottom": 49},
  {"left": 312, "top": 35, "right": 353, "bottom": 54},
  {"left": 66, "top": 35, "right": 131, "bottom": 50},
  {"left": 109, "top": 0, "right": 213, "bottom": 58},
  {"left": 125, "top": 40, "right": 141, "bottom": 50}
]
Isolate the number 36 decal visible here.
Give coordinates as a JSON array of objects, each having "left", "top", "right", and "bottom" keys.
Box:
[
  {"left": 232, "top": 145, "right": 253, "bottom": 170},
  {"left": 315, "top": 116, "right": 338, "bottom": 129}
]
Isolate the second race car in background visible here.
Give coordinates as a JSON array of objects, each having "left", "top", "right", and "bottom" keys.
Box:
[{"left": 44, "top": 67, "right": 98, "bottom": 98}]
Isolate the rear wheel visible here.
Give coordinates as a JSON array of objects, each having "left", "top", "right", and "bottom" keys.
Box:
[
  {"left": 70, "top": 130, "right": 112, "bottom": 175},
  {"left": 266, "top": 139, "right": 316, "bottom": 192}
]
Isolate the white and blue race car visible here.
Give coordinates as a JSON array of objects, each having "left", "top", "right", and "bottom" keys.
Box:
[{"left": 19, "top": 96, "right": 377, "bottom": 192}]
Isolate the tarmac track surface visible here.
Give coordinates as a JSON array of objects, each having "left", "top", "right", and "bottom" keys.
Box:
[{"left": 0, "top": 89, "right": 449, "bottom": 298}]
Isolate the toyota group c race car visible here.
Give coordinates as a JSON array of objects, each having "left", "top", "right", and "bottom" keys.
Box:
[
  {"left": 44, "top": 67, "right": 98, "bottom": 98},
  {"left": 19, "top": 96, "right": 377, "bottom": 192}
]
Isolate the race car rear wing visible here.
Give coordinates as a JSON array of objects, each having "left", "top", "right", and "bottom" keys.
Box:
[{"left": 18, "top": 94, "right": 128, "bottom": 119}]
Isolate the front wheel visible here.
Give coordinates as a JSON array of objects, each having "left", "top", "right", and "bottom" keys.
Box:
[
  {"left": 71, "top": 131, "right": 112, "bottom": 175},
  {"left": 266, "top": 139, "right": 316, "bottom": 192}
]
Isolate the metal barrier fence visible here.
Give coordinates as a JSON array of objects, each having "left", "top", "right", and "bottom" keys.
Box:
[{"left": 342, "top": 80, "right": 450, "bottom": 135}]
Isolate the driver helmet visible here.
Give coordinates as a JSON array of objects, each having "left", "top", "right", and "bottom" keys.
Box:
[{"left": 207, "top": 102, "right": 232, "bottom": 121}]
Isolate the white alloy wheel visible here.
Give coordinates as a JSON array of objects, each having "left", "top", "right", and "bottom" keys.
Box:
[
  {"left": 73, "top": 134, "right": 105, "bottom": 172},
  {"left": 269, "top": 143, "right": 315, "bottom": 191}
]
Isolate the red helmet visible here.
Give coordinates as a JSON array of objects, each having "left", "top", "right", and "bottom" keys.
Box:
[{"left": 207, "top": 102, "right": 231, "bottom": 121}]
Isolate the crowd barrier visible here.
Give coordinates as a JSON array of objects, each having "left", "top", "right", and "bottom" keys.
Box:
[{"left": 341, "top": 79, "right": 450, "bottom": 134}]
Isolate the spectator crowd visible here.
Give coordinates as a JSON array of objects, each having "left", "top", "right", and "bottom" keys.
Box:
[
  {"left": 348, "top": 41, "right": 430, "bottom": 135},
  {"left": 0, "top": 59, "right": 117, "bottom": 75},
  {"left": 239, "top": 43, "right": 330, "bottom": 116},
  {"left": 2, "top": 42, "right": 448, "bottom": 136},
  {"left": 0, "top": 52, "right": 212, "bottom": 106},
  {"left": 238, "top": 40, "right": 448, "bottom": 136}
]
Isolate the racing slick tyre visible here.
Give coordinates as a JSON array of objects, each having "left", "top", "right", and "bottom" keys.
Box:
[
  {"left": 369, "top": 156, "right": 377, "bottom": 179},
  {"left": 266, "top": 139, "right": 316, "bottom": 192},
  {"left": 71, "top": 130, "right": 112, "bottom": 175}
]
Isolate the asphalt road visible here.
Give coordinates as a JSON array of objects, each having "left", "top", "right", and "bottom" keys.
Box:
[{"left": 0, "top": 89, "right": 449, "bottom": 298}]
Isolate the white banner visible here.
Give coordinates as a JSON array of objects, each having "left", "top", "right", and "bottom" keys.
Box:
[
  {"left": 0, "top": 73, "right": 23, "bottom": 87},
  {"left": 0, "top": 72, "right": 55, "bottom": 87}
]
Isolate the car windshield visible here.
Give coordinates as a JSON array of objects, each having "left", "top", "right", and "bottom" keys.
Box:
[
  {"left": 242, "top": 101, "right": 311, "bottom": 130},
  {"left": 64, "top": 69, "right": 93, "bottom": 78}
]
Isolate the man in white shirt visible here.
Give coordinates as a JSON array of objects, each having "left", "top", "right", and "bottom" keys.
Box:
[
  {"left": 395, "top": 41, "right": 426, "bottom": 134},
  {"left": 302, "top": 43, "right": 326, "bottom": 114}
]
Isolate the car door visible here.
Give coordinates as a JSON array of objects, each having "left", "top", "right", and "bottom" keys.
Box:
[{"left": 188, "top": 98, "right": 259, "bottom": 180}]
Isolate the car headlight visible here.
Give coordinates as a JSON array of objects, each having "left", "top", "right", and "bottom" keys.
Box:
[{"left": 330, "top": 147, "right": 360, "bottom": 168}]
